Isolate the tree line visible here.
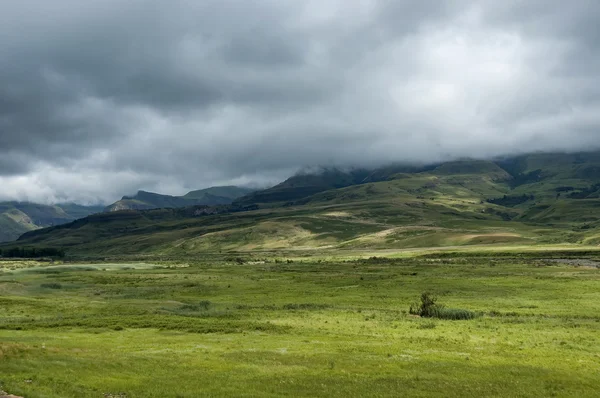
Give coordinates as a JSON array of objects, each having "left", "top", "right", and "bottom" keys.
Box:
[
  {"left": 0, "top": 247, "right": 66, "bottom": 258},
  {"left": 487, "top": 194, "right": 534, "bottom": 207}
]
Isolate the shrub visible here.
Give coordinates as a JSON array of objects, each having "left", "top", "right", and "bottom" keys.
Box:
[
  {"left": 409, "top": 292, "right": 477, "bottom": 320},
  {"left": 409, "top": 292, "right": 439, "bottom": 317}
]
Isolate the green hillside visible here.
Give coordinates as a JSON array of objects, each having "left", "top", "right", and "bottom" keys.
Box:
[
  {"left": 6, "top": 151, "right": 600, "bottom": 257},
  {"left": 233, "top": 168, "right": 372, "bottom": 206},
  {"left": 0, "top": 202, "right": 103, "bottom": 243},
  {"left": 183, "top": 185, "right": 254, "bottom": 200},
  {"left": 0, "top": 210, "right": 37, "bottom": 242},
  {"left": 431, "top": 160, "right": 511, "bottom": 180},
  {"left": 105, "top": 186, "right": 253, "bottom": 212}
]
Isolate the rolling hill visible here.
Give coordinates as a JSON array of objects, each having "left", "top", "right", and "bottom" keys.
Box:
[
  {"left": 8, "top": 150, "right": 600, "bottom": 257},
  {"left": 232, "top": 168, "right": 371, "bottom": 206},
  {"left": 104, "top": 186, "right": 254, "bottom": 212},
  {"left": 0, "top": 202, "right": 104, "bottom": 243},
  {"left": 232, "top": 165, "right": 436, "bottom": 206},
  {"left": 0, "top": 186, "right": 253, "bottom": 243}
]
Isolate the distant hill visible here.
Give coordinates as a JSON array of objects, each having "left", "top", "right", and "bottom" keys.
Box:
[
  {"left": 0, "top": 202, "right": 103, "bottom": 243},
  {"left": 233, "top": 165, "right": 445, "bottom": 206},
  {"left": 360, "top": 164, "right": 438, "bottom": 183},
  {"left": 9, "top": 150, "right": 600, "bottom": 256},
  {"left": 183, "top": 186, "right": 253, "bottom": 200},
  {"left": 104, "top": 186, "right": 254, "bottom": 212},
  {"left": 233, "top": 168, "right": 373, "bottom": 206},
  {"left": 431, "top": 160, "right": 511, "bottom": 180}
]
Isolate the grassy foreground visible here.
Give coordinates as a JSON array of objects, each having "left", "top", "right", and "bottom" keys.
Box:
[{"left": 1, "top": 251, "right": 600, "bottom": 397}]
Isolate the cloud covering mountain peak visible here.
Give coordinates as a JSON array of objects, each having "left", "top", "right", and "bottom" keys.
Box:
[{"left": 1, "top": 0, "right": 599, "bottom": 203}]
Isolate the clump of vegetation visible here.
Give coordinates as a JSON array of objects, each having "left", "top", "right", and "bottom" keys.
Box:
[
  {"left": 0, "top": 247, "right": 65, "bottom": 259},
  {"left": 555, "top": 186, "right": 575, "bottom": 192},
  {"left": 568, "top": 183, "right": 600, "bottom": 199},
  {"left": 40, "top": 282, "right": 62, "bottom": 289},
  {"left": 365, "top": 256, "right": 388, "bottom": 263},
  {"left": 226, "top": 257, "right": 247, "bottom": 265},
  {"left": 436, "top": 308, "right": 477, "bottom": 320},
  {"left": 487, "top": 194, "right": 534, "bottom": 207},
  {"left": 409, "top": 292, "right": 477, "bottom": 320},
  {"left": 409, "top": 292, "right": 439, "bottom": 317}
]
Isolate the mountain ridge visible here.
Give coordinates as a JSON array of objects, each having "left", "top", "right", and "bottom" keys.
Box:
[
  {"left": 9, "top": 150, "right": 600, "bottom": 255},
  {"left": 0, "top": 202, "right": 104, "bottom": 243},
  {"left": 0, "top": 186, "right": 254, "bottom": 243},
  {"left": 103, "top": 186, "right": 254, "bottom": 212}
]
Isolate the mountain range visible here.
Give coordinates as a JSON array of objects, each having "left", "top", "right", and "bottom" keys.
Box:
[
  {"left": 0, "top": 186, "right": 254, "bottom": 243},
  {"left": 6, "top": 150, "right": 600, "bottom": 257},
  {"left": 104, "top": 186, "right": 254, "bottom": 212},
  {"left": 0, "top": 202, "right": 104, "bottom": 243}
]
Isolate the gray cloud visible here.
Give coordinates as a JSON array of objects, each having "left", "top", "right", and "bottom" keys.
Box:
[{"left": 0, "top": 0, "right": 599, "bottom": 203}]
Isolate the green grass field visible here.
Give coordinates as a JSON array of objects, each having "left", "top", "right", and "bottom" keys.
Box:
[{"left": 1, "top": 250, "right": 599, "bottom": 397}]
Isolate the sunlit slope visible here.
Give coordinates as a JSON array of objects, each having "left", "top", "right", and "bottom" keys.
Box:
[
  {"left": 1, "top": 178, "right": 554, "bottom": 254},
  {"left": 0, "top": 202, "right": 103, "bottom": 243},
  {"left": 8, "top": 153, "right": 600, "bottom": 256},
  {"left": 0, "top": 209, "right": 38, "bottom": 242}
]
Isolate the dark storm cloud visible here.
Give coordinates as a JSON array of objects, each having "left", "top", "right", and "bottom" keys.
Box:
[{"left": 0, "top": 0, "right": 599, "bottom": 203}]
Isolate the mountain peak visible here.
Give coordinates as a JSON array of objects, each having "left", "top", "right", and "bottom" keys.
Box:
[{"left": 107, "top": 186, "right": 253, "bottom": 213}]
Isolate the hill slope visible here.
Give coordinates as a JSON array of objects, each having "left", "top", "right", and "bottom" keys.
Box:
[
  {"left": 183, "top": 186, "right": 253, "bottom": 200},
  {"left": 233, "top": 168, "right": 371, "bottom": 206},
  {"left": 104, "top": 186, "right": 254, "bottom": 212},
  {"left": 8, "top": 151, "right": 600, "bottom": 256},
  {"left": 0, "top": 202, "right": 103, "bottom": 243}
]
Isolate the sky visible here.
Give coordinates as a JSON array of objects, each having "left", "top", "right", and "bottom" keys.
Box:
[{"left": 1, "top": 0, "right": 599, "bottom": 204}]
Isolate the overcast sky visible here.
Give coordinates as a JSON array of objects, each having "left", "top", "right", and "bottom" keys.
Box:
[{"left": 1, "top": 0, "right": 599, "bottom": 204}]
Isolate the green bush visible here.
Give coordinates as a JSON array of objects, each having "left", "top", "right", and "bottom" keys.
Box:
[
  {"left": 409, "top": 292, "right": 439, "bottom": 317},
  {"left": 409, "top": 292, "right": 477, "bottom": 320},
  {"left": 432, "top": 308, "right": 477, "bottom": 320}
]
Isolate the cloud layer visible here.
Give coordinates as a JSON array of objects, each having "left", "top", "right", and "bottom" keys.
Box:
[{"left": 1, "top": 0, "right": 599, "bottom": 203}]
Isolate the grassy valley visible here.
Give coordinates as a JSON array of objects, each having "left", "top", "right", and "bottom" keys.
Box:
[
  {"left": 2, "top": 152, "right": 600, "bottom": 397},
  {"left": 1, "top": 251, "right": 599, "bottom": 397},
  {"left": 7, "top": 152, "right": 600, "bottom": 257}
]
